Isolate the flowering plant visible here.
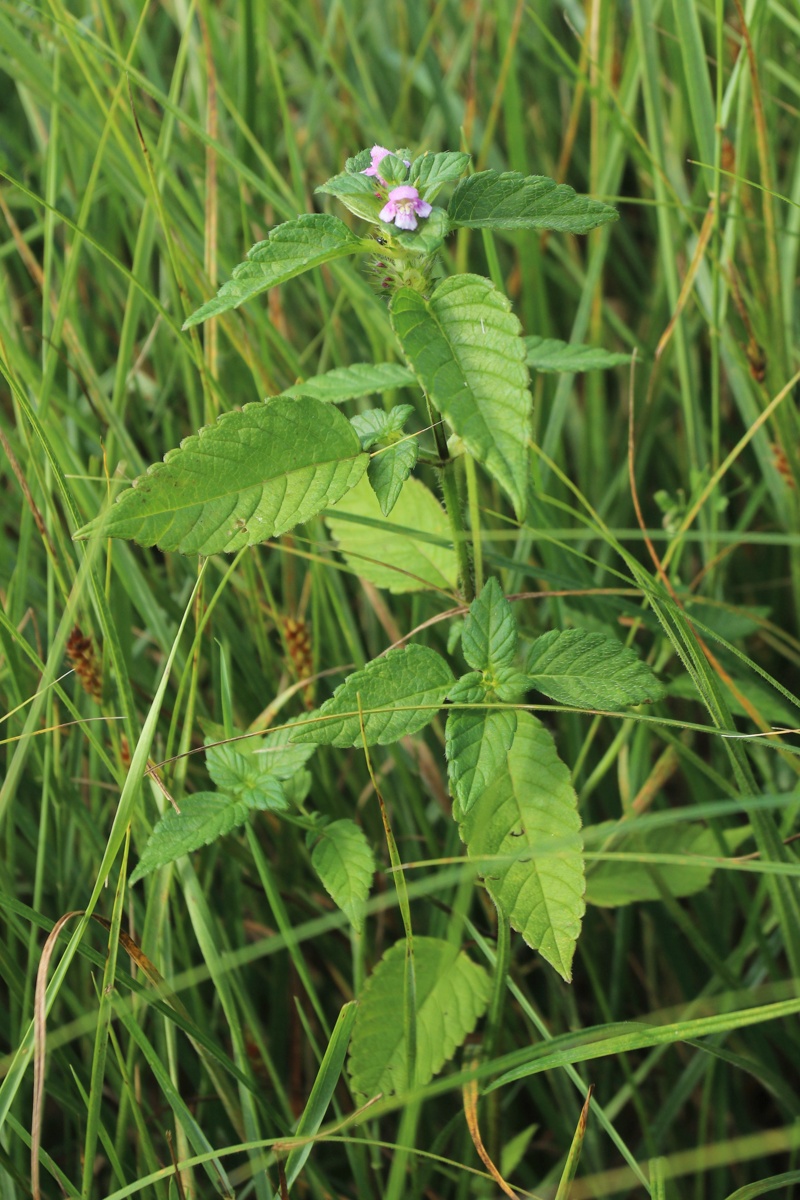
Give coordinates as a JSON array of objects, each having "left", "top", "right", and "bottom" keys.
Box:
[{"left": 77, "top": 143, "right": 672, "bottom": 1100}]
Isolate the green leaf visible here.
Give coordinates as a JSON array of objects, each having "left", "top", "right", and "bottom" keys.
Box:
[
  {"left": 391, "top": 275, "right": 532, "bottom": 517},
  {"left": 409, "top": 151, "right": 472, "bottom": 201},
  {"left": 345, "top": 149, "right": 372, "bottom": 173},
  {"left": 283, "top": 363, "right": 415, "bottom": 404},
  {"left": 585, "top": 822, "right": 718, "bottom": 907},
  {"left": 314, "top": 171, "right": 387, "bottom": 223},
  {"left": 391, "top": 207, "right": 450, "bottom": 255},
  {"left": 324, "top": 474, "right": 458, "bottom": 593},
  {"left": 367, "top": 439, "right": 418, "bottom": 516},
  {"left": 446, "top": 708, "right": 517, "bottom": 814},
  {"left": 183, "top": 215, "right": 367, "bottom": 327},
  {"left": 309, "top": 819, "right": 375, "bottom": 932},
  {"left": 75, "top": 396, "right": 368, "bottom": 555},
  {"left": 525, "top": 336, "right": 633, "bottom": 373},
  {"left": 348, "top": 937, "right": 491, "bottom": 1097},
  {"left": 205, "top": 742, "right": 285, "bottom": 806},
  {"left": 461, "top": 577, "right": 518, "bottom": 674},
  {"left": 350, "top": 405, "right": 415, "bottom": 449},
  {"left": 252, "top": 719, "right": 317, "bottom": 780},
  {"left": 448, "top": 171, "right": 619, "bottom": 234},
  {"left": 456, "top": 712, "right": 585, "bottom": 980},
  {"left": 525, "top": 630, "right": 666, "bottom": 709},
  {"left": 129, "top": 785, "right": 287, "bottom": 884},
  {"left": 291, "top": 644, "right": 454, "bottom": 748}
]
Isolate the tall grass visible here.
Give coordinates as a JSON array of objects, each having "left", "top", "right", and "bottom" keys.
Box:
[{"left": 1, "top": 1, "right": 800, "bottom": 1197}]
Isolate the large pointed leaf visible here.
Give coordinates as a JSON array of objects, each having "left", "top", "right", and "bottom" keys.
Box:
[
  {"left": 448, "top": 171, "right": 618, "bottom": 234},
  {"left": 75, "top": 396, "right": 368, "bottom": 555},
  {"left": 461, "top": 577, "right": 518, "bottom": 674},
  {"left": 391, "top": 275, "right": 532, "bottom": 517},
  {"left": 446, "top": 707, "right": 517, "bottom": 815},
  {"left": 526, "top": 336, "right": 632, "bottom": 373},
  {"left": 324, "top": 474, "right": 458, "bottom": 593},
  {"left": 129, "top": 783, "right": 287, "bottom": 884},
  {"left": 525, "top": 629, "right": 666, "bottom": 709},
  {"left": 183, "top": 215, "right": 367, "bottom": 327},
  {"left": 291, "top": 643, "right": 454, "bottom": 748},
  {"left": 309, "top": 819, "right": 375, "bottom": 932},
  {"left": 457, "top": 712, "right": 585, "bottom": 980},
  {"left": 348, "top": 937, "right": 491, "bottom": 1097},
  {"left": 283, "top": 363, "right": 415, "bottom": 404},
  {"left": 585, "top": 821, "right": 717, "bottom": 907}
]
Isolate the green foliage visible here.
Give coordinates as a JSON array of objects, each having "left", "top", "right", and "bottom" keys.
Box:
[
  {"left": 130, "top": 784, "right": 287, "bottom": 884},
  {"left": 456, "top": 712, "right": 585, "bottom": 981},
  {"left": 447, "top": 171, "right": 619, "bottom": 233},
  {"left": 292, "top": 644, "right": 454, "bottom": 747},
  {"left": 316, "top": 172, "right": 389, "bottom": 224},
  {"left": 461, "top": 577, "right": 518, "bottom": 675},
  {"left": 283, "top": 362, "right": 415, "bottom": 404},
  {"left": 308, "top": 819, "right": 375, "bottom": 931},
  {"left": 324, "top": 474, "right": 458, "bottom": 593},
  {"left": 446, "top": 708, "right": 517, "bottom": 814},
  {"left": 351, "top": 406, "right": 419, "bottom": 516},
  {"left": 585, "top": 822, "right": 718, "bottom": 907},
  {"left": 408, "top": 151, "right": 472, "bottom": 201},
  {"left": 75, "top": 397, "right": 368, "bottom": 555},
  {"left": 525, "top": 629, "right": 667, "bottom": 709},
  {"left": 348, "top": 938, "right": 491, "bottom": 1097},
  {"left": 525, "top": 336, "right": 633, "bottom": 373},
  {"left": 391, "top": 275, "right": 532, "bottom": 517},
  {"left": 183, "top": 215, "right": 368, "bottom": 327}
]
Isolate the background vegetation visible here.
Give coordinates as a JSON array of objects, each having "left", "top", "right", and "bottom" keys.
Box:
[{"left": 2, "top": 0, "right": 800, "bottom": 1196}]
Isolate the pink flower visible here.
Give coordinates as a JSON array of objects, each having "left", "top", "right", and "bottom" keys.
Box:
[
  {"left": 379, "top": 185, "right": 432, "bottom": 231},
  {"left": 362, "top": 145, "right": 392, "bottom": 178}
]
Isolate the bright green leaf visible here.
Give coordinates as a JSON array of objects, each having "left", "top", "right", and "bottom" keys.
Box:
[
  {"left": 525, "top": 629, "right": 666, "bottom": 709},
  {"left": 391, "top": 275, "right": 532, "bottom": 517},
  {"left": 409, "top": 151, "right": 472, "bottom": 201},
  {"left": 367, "top": 439, "right": 418, "bottom": 516},
  {"left": 525, "top": 336, "right": 632, "bottom": 373},
  {"left": 448, "top": 171, "right": 618, "bottom": 234},
  {"left": 392, "top": 207, "right": 450, "bottom": 255},
  {"left": 283, "top": 363, "right": 415, "bottom": 404},
  {"left": 325, "top": 474, "right": 458, "bottom": 593},
  {"left": 350, "top": 405, "right": 416, "bottom": 449},
  {"left": 446, "top": 708, "right": 517, "bottom": 814},
  {"left": 75, "top": 396, "right": 368, "bottom": 555},
  {"left": 129, "top": 784, "right": 287, "bottom": 885},
  {"left": 456, "top": 712, "right": 585, "bottom": 980},
  {"left": 585, "top": 822, "right": 718, "bottom": 907},
  {"left": 182, "top": 215, "right": 367, "bottom": 327},
  {"left": 309, "top": 819, "right": 375, "bottom": 932},
  {"left": 252, "top": 719, "right": 317, "bottom": 780},
  {"left": 315, "top": 172, "right": 386, "bottom": 223},
  {"left": 462, "top": 577, "right": 518, "bottom": 673},
  {"left": 348, "top": 937, "right": 491, "bottom": 1097},
  {"left": 291, "top": 643, "right": 454, "bottom": 748},
  {"left": 205, "top": 742, "right": 282, "bottom": 806}
]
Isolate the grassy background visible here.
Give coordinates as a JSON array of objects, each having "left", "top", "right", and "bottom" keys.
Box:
[{"left": 2, "top": 0, "right": 800, "bottom": 1196}]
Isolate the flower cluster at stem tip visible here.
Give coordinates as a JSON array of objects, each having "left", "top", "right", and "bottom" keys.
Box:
[{"left": 362, "top": 145, "right": 431, "bottom": 231}]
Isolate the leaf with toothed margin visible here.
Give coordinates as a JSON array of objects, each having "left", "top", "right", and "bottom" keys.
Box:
[
  {"left": 182, "top": 215, "right": 368, "bottom": 328},
  {"left": 461, "top": 577, "right": 518, "bottom": 675},
  {"left": 448, "top": 171, "right": 618, "bottom": 234},
  {"left": 308, "top": 818, "right": 375, "bottom": 932},
  {"left": 290, "top": 644, "right": 454, "bottom": 748},
  {"left": 456, "top": 711, "right": 585, "bottom": 981},
  {"left": 391, "top": 274, "right": 532, "bottom": 518},
  {"left": 348, "top": 937, "right": 491, "bottom": 1097},
  {"left": 446, "top": 704, "right": 517, "bottom": 815},
  {"left": 74, "top": 396, "right": 368, "bottom": 556}
]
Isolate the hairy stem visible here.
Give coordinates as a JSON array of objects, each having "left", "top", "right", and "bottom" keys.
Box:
[{"left": 427, "top": 395, "right": 475, "bottom": 602}]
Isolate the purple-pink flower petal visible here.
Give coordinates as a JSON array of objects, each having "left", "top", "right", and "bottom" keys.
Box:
[{"left": 378, "top": 185, "right": 432, "bottom": 231}]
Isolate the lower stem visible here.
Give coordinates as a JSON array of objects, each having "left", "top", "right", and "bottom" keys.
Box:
[{"left": 428, "top": 396, "right": 475, "bottom": 602}]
